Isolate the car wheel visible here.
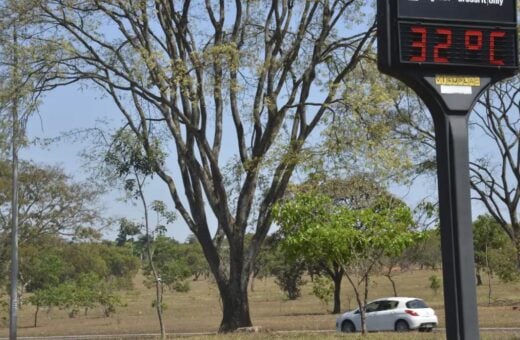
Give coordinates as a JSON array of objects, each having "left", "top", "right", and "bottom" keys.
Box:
[
  {"left": 419, "top": 327, "right": 433, "bottom": 333},
  {"left": 341, "top": 320, "right": 356, "bottom": 333},
  {"left": 395, "top": 320, "right": 410, "bottom": 332}
]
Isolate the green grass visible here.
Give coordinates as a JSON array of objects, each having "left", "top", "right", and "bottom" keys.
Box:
[
  {"left": 184, "top": 332, "right": 520, "bottom": 340},
  {"left": 0, "top": 269, "right": 519, "bottom": 338}
]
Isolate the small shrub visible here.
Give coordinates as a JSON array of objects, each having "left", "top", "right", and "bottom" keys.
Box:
[
  {"left": 171, "top": 281, "right": 190, "bottom": 293},
  {"left": 272, "top": 259, "right": 307, "bottom": 300},
  {"left": 429, "top": 275, "right": 441, "bottom": 296},
  {"left": 0, "top": 295, "right": 7, "bottom": 326}
]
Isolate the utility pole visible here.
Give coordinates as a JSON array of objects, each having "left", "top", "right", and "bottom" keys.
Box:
[{"left": 9, "top": 25, "right": 20, "bottom": 340}]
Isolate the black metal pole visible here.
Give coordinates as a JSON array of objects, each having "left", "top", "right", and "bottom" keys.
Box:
[
  {"left": 9, "top": 26, "right": 19, "bottom": 340},
  {"left": 432, "top": 111, "right": 480, "bottom": 340}
]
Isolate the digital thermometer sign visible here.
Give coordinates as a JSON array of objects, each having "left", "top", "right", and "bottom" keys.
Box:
[
  {"left": 378, "top": 0, "right": 518, "bottom": 75},
  {"left": 377, "top": 2, "right": 519, "bottom": 339}
]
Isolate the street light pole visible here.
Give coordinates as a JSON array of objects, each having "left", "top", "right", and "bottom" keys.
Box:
[{"left": 9, "top": 25, "right": 20, "bottom": 340}]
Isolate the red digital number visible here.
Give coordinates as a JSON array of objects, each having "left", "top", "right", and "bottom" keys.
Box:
[
  {"left": 434, "top": 28, "right": 452, "bottom": 63},
  {"left": 405, "top": 25, "right": 510, "bottom": 67},
  {"left": 410, "top": 26, "right": 427, "bottom": 62},
  {"left": 465, "top": 30, "right": 483, "bottom": 51},
  {"left": 490, "top": 31, "right": 505, "bottom": 66}
]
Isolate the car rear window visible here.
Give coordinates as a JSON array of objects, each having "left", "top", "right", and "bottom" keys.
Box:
[{"left": 406, "top": 299, "right": 429, "bottom": 309}]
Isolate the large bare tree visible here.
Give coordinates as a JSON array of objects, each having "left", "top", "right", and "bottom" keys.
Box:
[
  {"left": 470, "top": 77, "right": 520, "bottom": 270},
  {"left": 391, "top": 74, "right": 520, "bottom": 270},
  {"left": 31, "top": 0, "right": 374, "bottom": 331}
]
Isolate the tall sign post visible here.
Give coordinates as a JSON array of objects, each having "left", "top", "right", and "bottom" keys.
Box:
[{"left": 377, "top": 1, "right": 518, "bottom": 339}]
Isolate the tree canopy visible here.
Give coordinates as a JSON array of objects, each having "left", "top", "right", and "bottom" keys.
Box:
[
  {"left": 273, "top": 187, "right": 418, "bottom": 333},
  {"left": 0, "top": 160, "right": 104, "bottom": 242}
]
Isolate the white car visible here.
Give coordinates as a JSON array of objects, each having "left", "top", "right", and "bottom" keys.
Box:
[{"left": 336, "top": 297, "right": 438, "bottom": 333}]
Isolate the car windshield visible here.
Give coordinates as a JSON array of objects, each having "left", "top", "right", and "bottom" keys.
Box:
[{"left": 406, "top": 299, "right": 429, "bottom": 309}]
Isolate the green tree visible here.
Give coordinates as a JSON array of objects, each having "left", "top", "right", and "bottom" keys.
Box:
[
  {"left": 403, "top": 228, "right": 442, "bottom": 270},
  {"left": 115, "top": 218, "right": 142, "bottom": 248},
  {"left": 473, "top": 215, "right": 507, "bottom": 285},
  {"left": 21, "top": 241, "right": 138, "bottom": 294},
  {"left": 60, "top": 243, "right": 139, "bottom": 287},
  {"left": 146, "top": 236, "right": 191, "bottom": 292},
  {"left": 20, "top": 242, "right": 70, "bottom": 293},
  {"left": 102, "top": 128, "right": 171, "bottom": 339},
  {"left": 33, "top": 0, "right": 374, "bottom": 331},
  {"left": 26, "top": 242, "right": 138, "bottom": 326},
  {"left": 27, "top": 286, "right": 56, "bottom": 327},
  {"left": 141, "top": 235, "right": 191, "bottom": 328},
  {"left": 29, "top": 273, "right": 123, "bottom": 325},
  {"left": 98, "top": 243, "right": 140, "bottom": 290},
  {"left": 312, "top": 276, "right": 335, "bottom": 310},
  {"left": 473, "top": 215, "right": 518, "bottom": 304},
  {"left": 0, "top": 161, "right": 104, "bottom": 314},
  {"left": 0, "top": 292, "right": 7, "bottom": 326},
  {"left": 182, "top": 235, "right": 209, "bottom": 281},
  {"left": 279, "top": 175, "right": 395, "bottom": 314},
  {"left": 274, "top": 192, "right": 417, "bottom": 334},
  {"left": 75, "top": 273, "right": 124, "bottom": 318},
  {"left": 268, "top": 241, "right": 307, "bottom": 301},
  {"left": 429, "top": 275, "right": 441, "bottom": 296},
  {"left": 0, "top": 161, "right": 104, "bottom": 242}
]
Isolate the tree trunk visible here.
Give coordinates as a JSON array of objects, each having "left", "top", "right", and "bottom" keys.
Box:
[
  {"left": 487, "top": 270, "right": 492, "bottom": 306},
  {"left": 155, "top": 279, "right": 166, "bottom": 339},
  {"left": 218, "top": 283, "right": 252, "bottom": 332},
  {"left": 485, "top": 244, "right": 492, "bottom": 306},
  {"left": 476, "top": 269, "right": 483, "bottom": 286},
  {"left": 220, "top": 232, "right": 253, "bottom": 332},
  {"left": 332, "top": 270, "right": 344, "bottom": 314},
  {"left": 362, "top": 275, "right": 369, "bottom": 334},
  {"left": 136, "top": 174, "right": 166, "bottom": 339},
  {"left": 249, "top": 272, "right": 255, "bottom": 292},
  {"left": 388, "top": 275, "right": 398, "bottom": 297},
  {"left": 197, "top": 222, "right": 254, "bottom": 333},
  {"left": 216, "top": 259, "right": 252, "bottom": 332},
  {"left": 33, "top": 304, "right": 39, "bottom": 328},
  {"left": 515, "top": 237, "right": 520, "bottom": 271},
  {"left": 345, "top": 271, "right": 366, "bottom": 334}
]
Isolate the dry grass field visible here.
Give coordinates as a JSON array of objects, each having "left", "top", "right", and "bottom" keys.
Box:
[{"left": 1, "top": 269, "right": 519, "bottom": 339}]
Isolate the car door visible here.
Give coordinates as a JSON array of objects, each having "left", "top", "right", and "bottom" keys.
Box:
[
  {"left": 367, "top": 300, "right": 389, "bottom": 331},
  {"left": 373, "top": 300, "right": 399, "bottom": 331},
  {"left": 364, "top": 301, "right": 381, "bottom": 331}
]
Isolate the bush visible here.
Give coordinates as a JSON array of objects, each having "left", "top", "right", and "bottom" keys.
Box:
[
  {"left": 429, "top": 275, "right": 441, "bottom": 296},
  {"left": 312, "top": 276, "right": 334, "bottom": 308},
  {"left": 0, "top": 294, "right": 7, "bottom": 326},
  {"left": 272, "top": 258, "right": 307, "bottom": 300}
]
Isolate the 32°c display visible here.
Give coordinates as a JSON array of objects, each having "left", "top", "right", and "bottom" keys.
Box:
[{"left": 399, "top": 23, "right": 517, "bottom": 68}]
